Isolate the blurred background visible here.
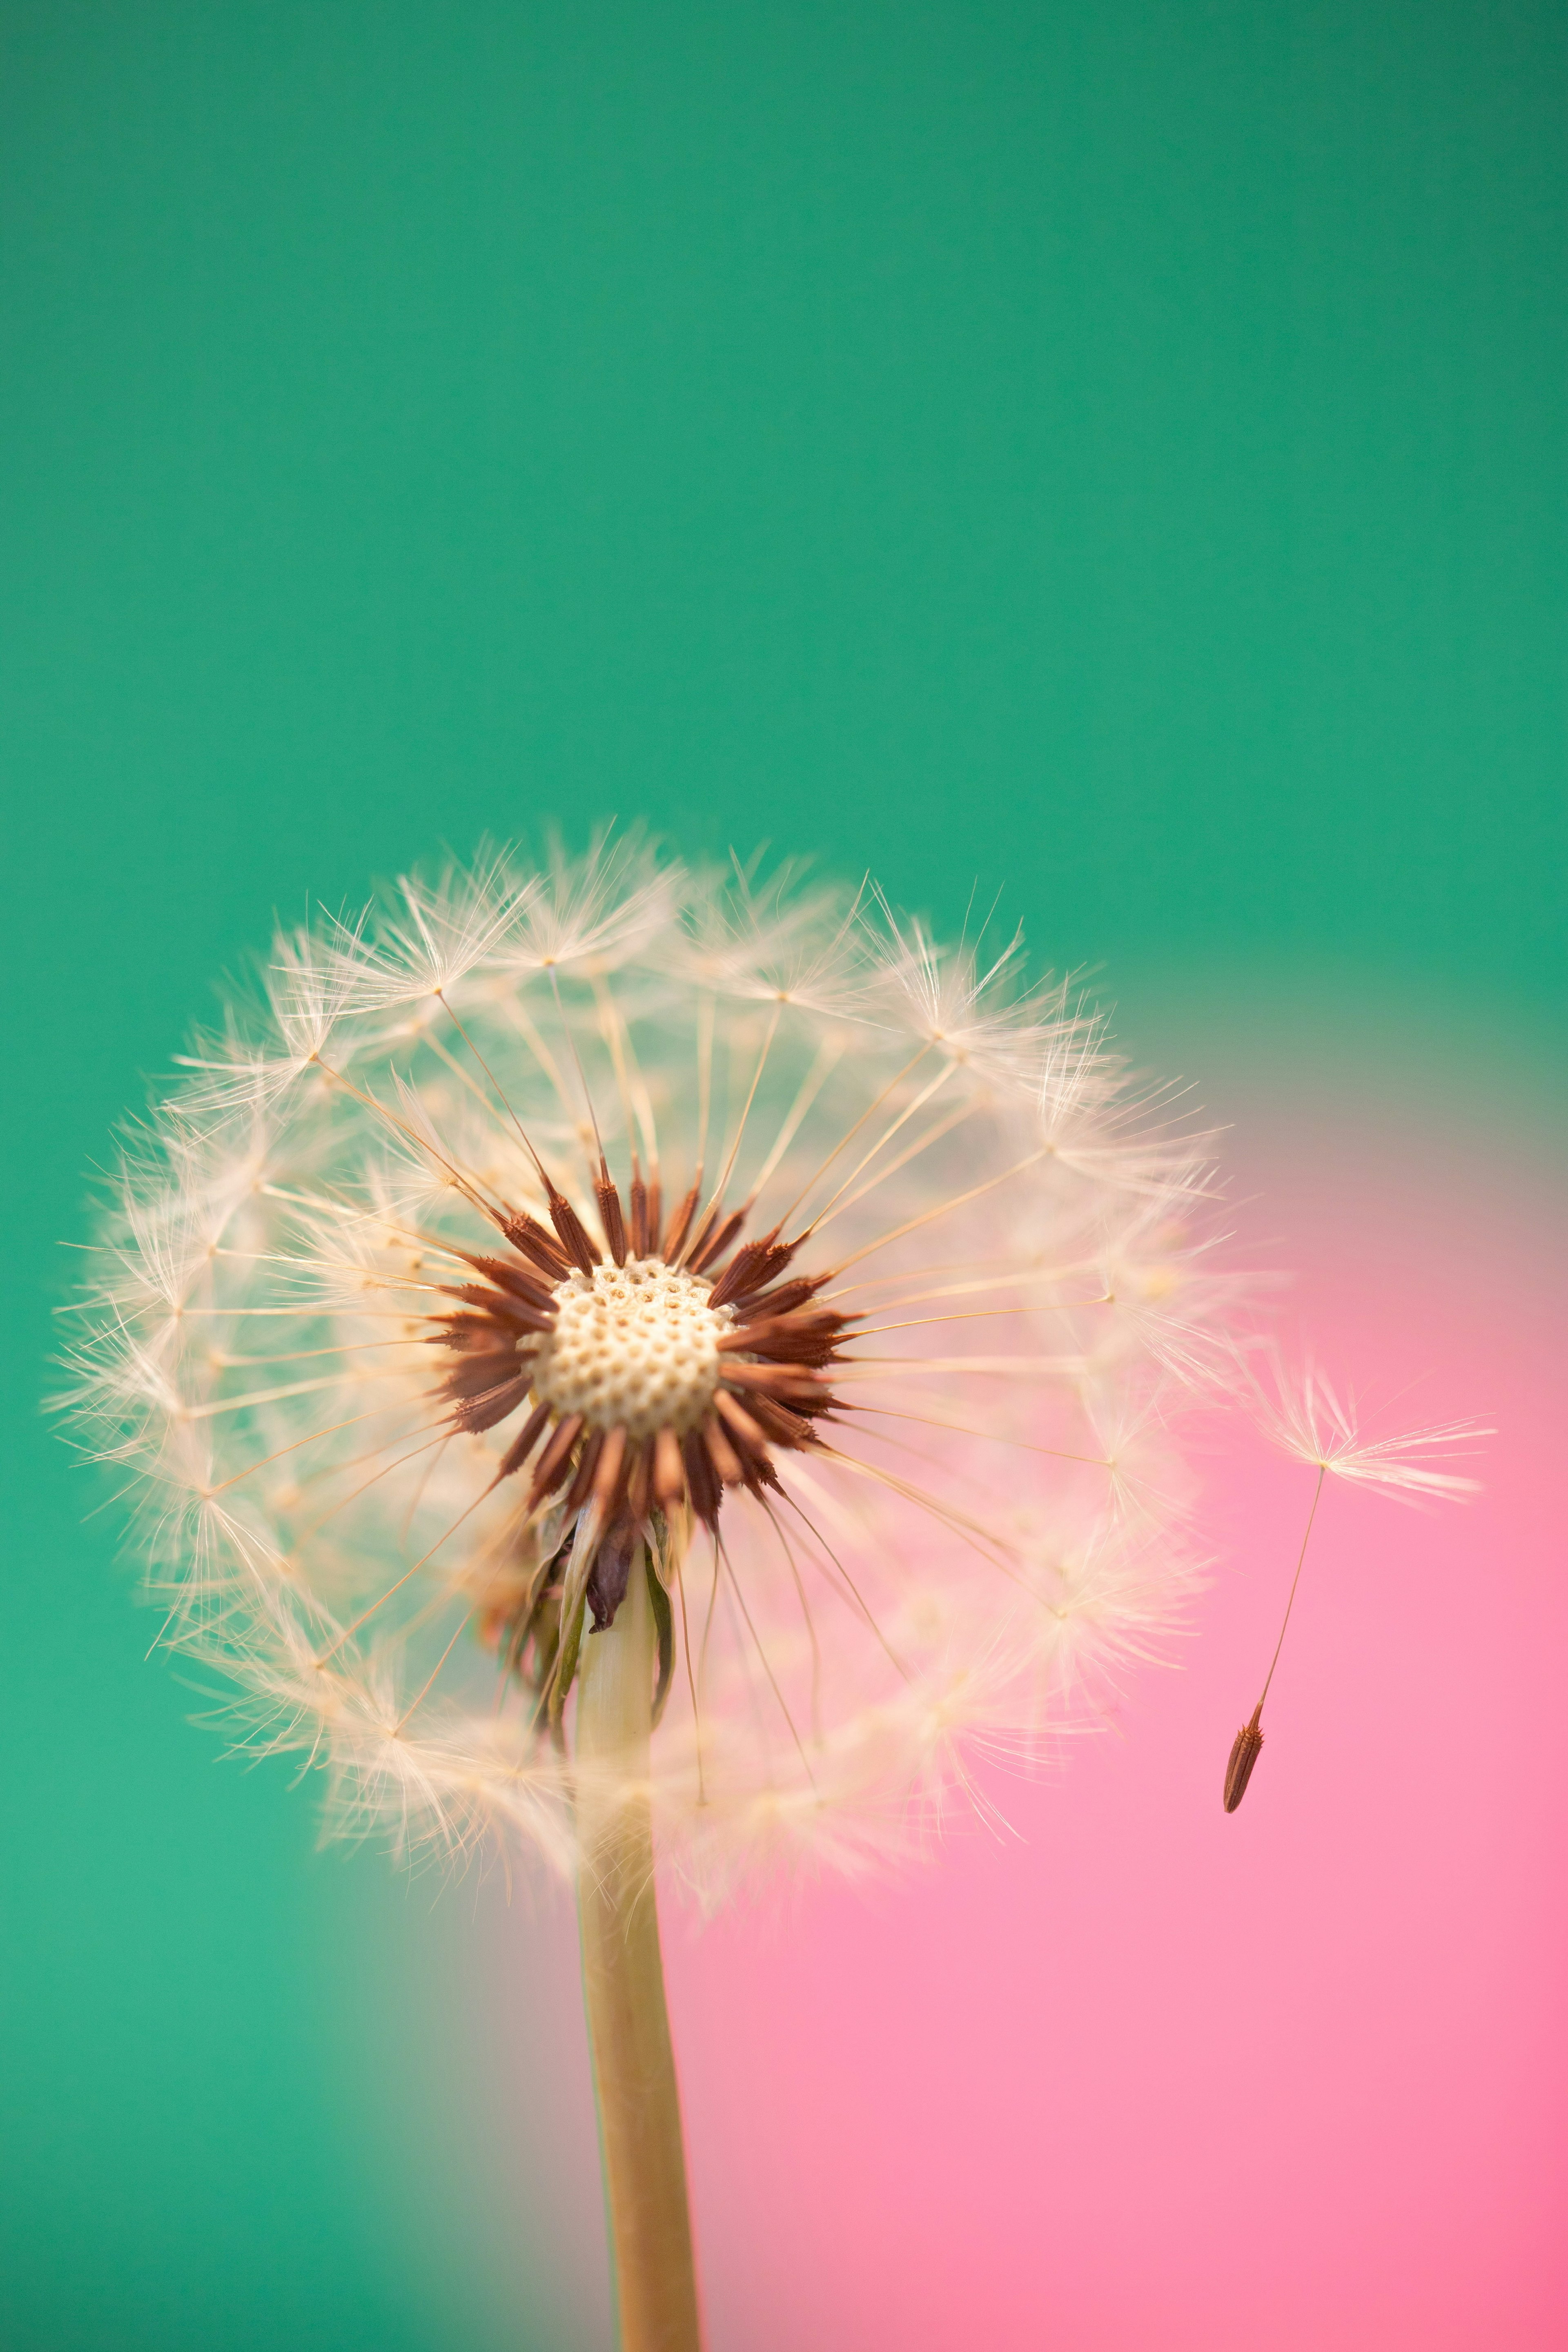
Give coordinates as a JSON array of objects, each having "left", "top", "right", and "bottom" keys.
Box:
[{"left": 2, "top": 4, "right": 1563, "bottom": 2346}]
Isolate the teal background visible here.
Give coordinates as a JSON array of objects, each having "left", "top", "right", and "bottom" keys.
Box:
[{"left": 2, "top": 4, "right": 1561, "bottom": 2346}]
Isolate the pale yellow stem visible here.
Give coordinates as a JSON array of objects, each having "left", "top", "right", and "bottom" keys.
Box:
[{"left": 575, "top": 1562, "right": 703, "bottom": 2352}]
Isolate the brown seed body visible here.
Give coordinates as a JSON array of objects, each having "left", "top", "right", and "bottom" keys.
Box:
[
  {"left": 1223, "top": 1705, "right": 1265, "bottom": 1813},
  {"left": 595, "top": 1169, "right": 628, "bottom": 1265},
  {"left": 548, "top": 1190, "right": 601, "bottom": 1277}
]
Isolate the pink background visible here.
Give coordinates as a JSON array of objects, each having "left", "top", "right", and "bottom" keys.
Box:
[{"left": 478, "top": 1058, "right": 1566, "bottom": 2350}]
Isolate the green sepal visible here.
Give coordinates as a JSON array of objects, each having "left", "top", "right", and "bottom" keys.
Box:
[
  {"left": 547, "top": 1588, "right": 588, "bottom": 1735},
  {"left": 508, "top": 1547, "right": 564, "bottom": 1679},
  {"left": 646, "top": 1550, "right": 675, "bottom": 1728}
]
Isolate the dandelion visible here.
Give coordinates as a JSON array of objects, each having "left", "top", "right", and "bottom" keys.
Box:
[
  {"left": 1223, "top": 1363, "right": 1490, "bottom": 1812},
  {"left": 61, "top": 838, "right": 1241, "bottom": 2349}
]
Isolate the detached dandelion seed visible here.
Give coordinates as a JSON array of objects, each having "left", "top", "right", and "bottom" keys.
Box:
[
  {"left": 59, "top": 839, "right": 1262, "bottom": 2349},
  {"left": 1223, "top": 1366, "right": 1489, "bottom": 1813}
]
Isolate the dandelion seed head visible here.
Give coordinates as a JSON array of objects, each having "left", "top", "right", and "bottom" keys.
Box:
[{"left": 58, "top": 838, "right": 1243, "bottom": 1896}]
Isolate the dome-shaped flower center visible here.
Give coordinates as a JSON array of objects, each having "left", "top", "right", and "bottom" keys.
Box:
[{"left": 532, "top": 1257, "right": 735, "bottom": 1441}]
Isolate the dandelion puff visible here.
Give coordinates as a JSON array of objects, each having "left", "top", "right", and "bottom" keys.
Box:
[
  {"left": 678, "top": 853, "right": 875, "bottom": 1016},
  {"left": 167, "top": 924, "right": 367, "bottom": 1115},
  {"left": 66, "top": 845, "right": 1246, "bottom": 1889},
  {"left": 490, "top": 826, "right": 680, "bottom": 979},
  {"left": 1251, "top": 1357, "right": 1490, "bottom": 1499},
  {"left": 869, "top": 885, "right": 1089, "bottom": 1093},
  {"left": 326, "top": 850, "right": 540, "bottom": 1013}
]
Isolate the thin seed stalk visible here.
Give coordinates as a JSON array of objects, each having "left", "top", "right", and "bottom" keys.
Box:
[{"left": 575, "top": 1558, "right": 702, "bottom": 2352}]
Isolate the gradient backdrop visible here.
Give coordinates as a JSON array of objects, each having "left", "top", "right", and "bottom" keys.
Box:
[{"left": 3, "top": 5, "right": 1564, "bottom": 2348}]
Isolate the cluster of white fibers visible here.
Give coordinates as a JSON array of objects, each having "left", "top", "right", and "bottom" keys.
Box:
[{"left": 60, "top": 840, "right": 1245, "bottom": 1901}]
